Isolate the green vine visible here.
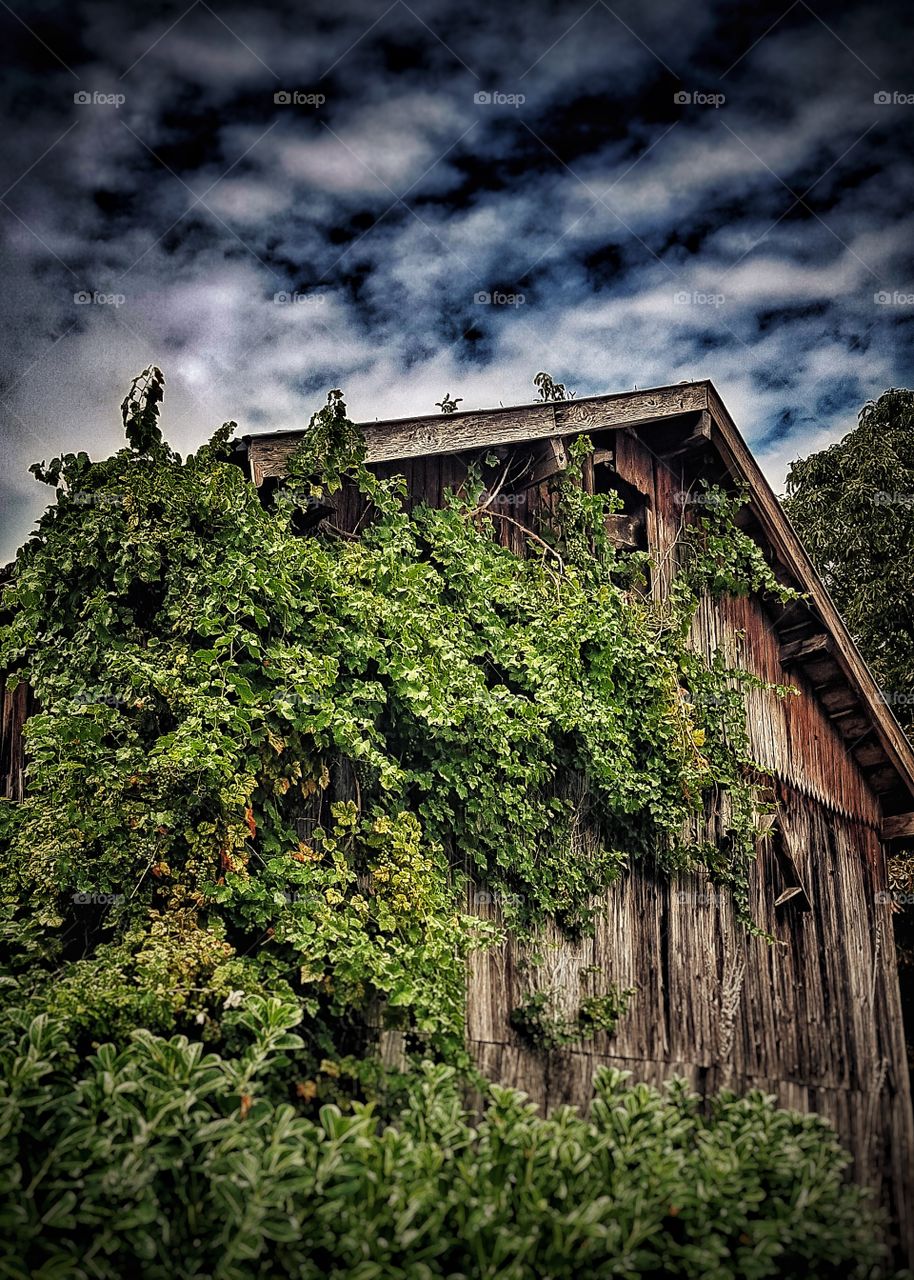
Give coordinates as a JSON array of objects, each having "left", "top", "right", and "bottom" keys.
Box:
[
  {"left": 0, "top": 372, "right": 903, "bottom": 1276},
  {"left": 0, "top": 372, "right": 796, "bottom": 1074},
  {"left": 510, "top": 982, "right": 634, "bottom": 1051}
]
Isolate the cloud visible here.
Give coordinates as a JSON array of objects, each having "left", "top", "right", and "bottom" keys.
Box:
[{"left": 1, "top": 0, "right": 912, "bottom": 561}]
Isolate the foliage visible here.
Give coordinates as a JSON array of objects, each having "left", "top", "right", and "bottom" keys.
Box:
[
  {"left": 533, "top": 370, "right": 572, "bottom": 401},
  {"left": 435, "top": 393, "right": 463, "bottom": 413},
  {"left": 509, "top": 982, "right": 633, "bottom": 1050},
  {"left": 0, "top": 369, "right": 884, "bottom": 1274},
  {"left": 0, "top": 999, "right": 900, "bottom": 1280},
  {"left": 120, "top": 365, "right": 166, "bottom": 455},
  {"left": 784, "top": 388, "right": 914, "bottom": 734},
  {"left": 578, "top": 984, "right": 634, "bottom": 1035},
  {"left": 1, "top": 370, "right": 793, "bottom": 1069}
]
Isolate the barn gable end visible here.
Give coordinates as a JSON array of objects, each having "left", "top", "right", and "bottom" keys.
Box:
[{"left": 245, "top": 379, "right": 914, "bottom": 1260}]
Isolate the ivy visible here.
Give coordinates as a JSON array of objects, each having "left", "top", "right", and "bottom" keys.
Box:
[
  {"left": 1, "top": 370, "right": 795, "bottom": 1067},
  {"left": 0, "top": 372, "right": 900, "bottom": 1274},
  {"left": 509, "top": 983, "right": 634, "bottom": 1051}
]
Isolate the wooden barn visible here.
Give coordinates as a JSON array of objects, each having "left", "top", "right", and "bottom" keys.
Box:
[
  {"left": 245, "top": 379, "right": 914, "bottom": 1261},
  {"left": 2, "top": 378, "right": 913, "bottom": 1258}
]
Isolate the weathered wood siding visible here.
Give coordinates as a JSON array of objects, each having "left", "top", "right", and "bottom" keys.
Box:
[
  {"left": 466, "top": 796, "right": 913, "bottom": 1250},
  {"left": 0, "top": 681, "right": 31, "bottom": 802},
  {"left": 460, "top": 428, "right": 914, "bottom": 1262}
]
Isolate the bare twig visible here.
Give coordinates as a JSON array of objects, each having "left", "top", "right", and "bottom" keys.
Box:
[
  {"left": 476, "top": 458, "right": 512, "bottom": 513},
  {"left": 476, "top": 509, "right": 565, "bottom": 574}
]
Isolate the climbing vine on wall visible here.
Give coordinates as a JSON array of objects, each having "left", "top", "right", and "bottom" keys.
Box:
[{"left": 0, "top": 370, "right": 795, "bottom": 1074}]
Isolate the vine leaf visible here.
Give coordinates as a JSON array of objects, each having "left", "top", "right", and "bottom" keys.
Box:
[{"left": 121, "top": 365, "right": 166, "bottom": 454}]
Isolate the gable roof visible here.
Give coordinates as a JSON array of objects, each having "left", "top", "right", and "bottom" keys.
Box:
[{"left": 244, "top": 379, "right": 914, "bottom": 823}]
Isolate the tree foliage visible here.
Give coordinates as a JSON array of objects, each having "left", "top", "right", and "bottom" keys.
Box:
[{"left": 784, "top": 389, "right": 914, "bottom": 733}]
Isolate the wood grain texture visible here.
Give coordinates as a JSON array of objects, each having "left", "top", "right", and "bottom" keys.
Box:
[
  {"left": 466, "top": 795, "right": 914, "bottom": 1261},
  {"left": 0, "top": 681, "right": 31, "bottom": 801},
  {"left": 247, "top": 383, "right": 709, "bottom": 482}
]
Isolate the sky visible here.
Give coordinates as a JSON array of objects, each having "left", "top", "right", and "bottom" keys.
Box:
[{"left": 1, "top": 0, "right": 913, "bottom": 561}]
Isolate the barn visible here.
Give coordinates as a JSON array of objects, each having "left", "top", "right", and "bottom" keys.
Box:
[
  {"left": 246, "top": 378, "right": 914, "bottom": 1260},
  {"left": 3, "top": 378, "right": 913, "bottom": 1260}
]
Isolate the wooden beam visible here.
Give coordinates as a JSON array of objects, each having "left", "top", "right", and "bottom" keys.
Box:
[
  {"left": 834, "top": 713, "right": 873, "bottom": 741},
  {"left": 660, "top": 410, "right": 712, "bottom": 457},
  {"left": 883, "top": 813, "right": 914, "bottom": 841},
  {"left": 525, "top": 437, "right": 568, "bottom": 487},
  {"left": 780, "top": 633, "right": 832, "bottom": 665},
  {"left": 854, "top": 740, "right": 887, "bottom": 769},
  {"left": 247, "top": 383, "right": 710, "bottom": 482},
  {"left": 819, "top": 686, "right": 860, "bottom": 716}
]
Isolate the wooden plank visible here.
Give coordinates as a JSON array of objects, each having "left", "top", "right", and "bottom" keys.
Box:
[
  {"left": 705, "top": 382, "right": 914, "bottom": 807},
  {"left": 883, "top": 813, "right": 914, "bottom": 841},
  {"left": 247, "top": 383, "right": 710, "bottom": 479},
  {"left": 780, "top": 633, "right": 832, "bottom": 665},
  {"left": 525, "top": 437, "right": 568, "bottom": 487},
  {"left": 465, "top": 792, "right": 914, "bottom": 1262}
]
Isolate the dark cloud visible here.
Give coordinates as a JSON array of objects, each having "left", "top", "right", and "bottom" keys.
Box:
[{"left": 1, "top": 0, "right": 913, "bottom": 559}]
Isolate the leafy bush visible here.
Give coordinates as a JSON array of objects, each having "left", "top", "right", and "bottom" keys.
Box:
[{"left": 0, "top": 998, "right": 899, "bottom": 1280}]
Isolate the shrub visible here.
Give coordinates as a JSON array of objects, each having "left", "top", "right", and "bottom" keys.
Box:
[{"left": 0, "top": 999, "right": 899, "bottom": 1280}]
